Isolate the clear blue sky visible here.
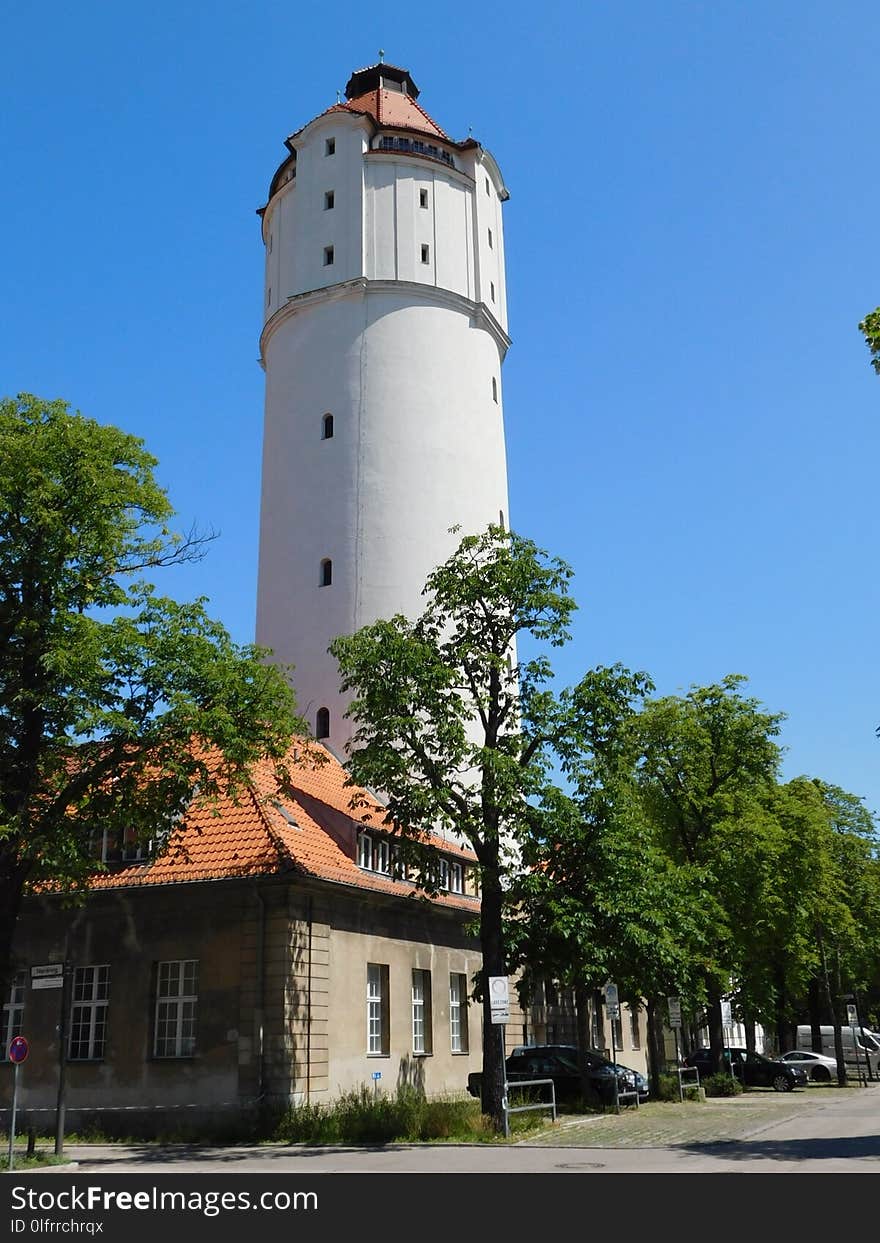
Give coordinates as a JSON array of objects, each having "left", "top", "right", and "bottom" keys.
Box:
[{"left": 2, "top": 3, "right": 878, "bottom": 811}]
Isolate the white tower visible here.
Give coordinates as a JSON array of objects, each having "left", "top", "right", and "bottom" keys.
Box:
[{"left": 256, "top": 62, "right": 511, "bottom": 753}]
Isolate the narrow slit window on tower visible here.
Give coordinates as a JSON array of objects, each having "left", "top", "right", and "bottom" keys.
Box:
[
  {"left": 325, "top": 137, "right": 336, "bottom": 156},
  {"left": 421, "top": 244, "right": 430, "bottom": 264},
  {"left": 320, "top": 558, "right": 332, "bottom": 587},
  {"left": 485, "top": 176, "right": 490, "bottom": 195},
  {"left": 492, "top": 377, "right": 498, "bottom": 403},
  {"left": 322, "top": 413, "right": 334, "bottom": 440},
  {"left": 488, "top": 228, "right": 493, "bottom": 248},
  {"left": 419, "top": 188, "right": 429, "bottom": 208},
  {"left": 324, "top": 190, "right": 335, "bottom": 210},
  {"left": 499, "top": 509, "right": 505, "bottom": 530},
  {"left": 316, "top": 707, "right": 330, "bottom": 740},
  {"left": 323, "top": 245, "right": 334, "bottom": 266},
  {"left": 490, "top": 281, "right": 495, "bottom": 302}
]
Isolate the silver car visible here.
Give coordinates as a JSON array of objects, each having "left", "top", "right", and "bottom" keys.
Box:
[{"left": 778, "top": 1049, "right": 838, "bottom": 1082}]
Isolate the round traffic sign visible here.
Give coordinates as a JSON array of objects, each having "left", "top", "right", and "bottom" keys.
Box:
[{"left": 8, "top": 1035, "right": 28, "bottom": 1064}]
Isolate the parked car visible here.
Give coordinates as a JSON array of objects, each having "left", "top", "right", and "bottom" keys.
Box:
[
  {"left": 794, "top": 1025, "right": 880, "bottom": 1076},
  {"left": 777, "top": 1049, "right": 839, "bottom": 1082},
  {"left": 467, "top": 1044, "right": 648, "bottom": 1106},
  {"left": 684, "top": 1047, "right": 807, "bottom": 1091}
]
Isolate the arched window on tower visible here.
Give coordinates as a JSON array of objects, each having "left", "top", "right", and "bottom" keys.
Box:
[
  {"left": 316, "top": 707, "right": 330, "bottom": 739},
  {"left": 322, "top": 413, "right": 334, "bottom": 440},
  {"left": 499, "top": 510, "right": 505, "bottom": 530},
  {"left": 320, "top": 559, "right": 332, "bottom": 587}
]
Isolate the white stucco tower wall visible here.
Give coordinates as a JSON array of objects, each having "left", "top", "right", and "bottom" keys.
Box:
[{"left": 256, "top": 63, "right": 511, "bottom": 753}]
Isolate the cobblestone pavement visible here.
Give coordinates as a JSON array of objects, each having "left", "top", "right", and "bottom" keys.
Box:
[{"left": 522, "top": 1084, "right": 870, "bottom": 1148}]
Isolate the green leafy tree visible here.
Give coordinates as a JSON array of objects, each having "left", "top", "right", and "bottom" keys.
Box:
[
  {"left": 510, "top": 665, "right": 706, "bottom": 1096},
  {"left": 330, "top": 526, "right": 576, "bottom": 1130},
  {"left": 859, "top": 307, "right": 880, "bottom": 376},
  {"left": 0, "top": 395, "right": 302, "bottom": 993},
  {"left": 629, "top": 675, "right": 785, "bottom": 1074}
]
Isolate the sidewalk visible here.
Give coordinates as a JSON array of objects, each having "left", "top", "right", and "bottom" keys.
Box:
[{"left": 522, "top": 1083, "right": 874, "bottom": 1148}]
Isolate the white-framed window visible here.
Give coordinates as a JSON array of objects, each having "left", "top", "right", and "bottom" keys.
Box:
[
  {"left": 411, "top": 969, "right": 432, "bottom": 1055},
  {"left": 325, "top": 137, "right": 336, "bottom": 156},
  {"left": 367, "top": 963, "right": 389, "bottom": 1055},
  {"left": 69, "top": 965, "right": 109, "bottom": 1060},
  {"left": 0, "top": 972, "right": 25, "bottom": 1060},
  {"left": 449, "top": 973, "right": 468, "bottom": 1053},
  {"left": 323, "top": 245, "right": 334, "bottom": 266},
  {"left": 324, "top": 190, "right": 335, "bottom": 210},
  {"left": 419, "top": 188, "right": 429, "bottom": 208},
  {"left": 629, "top": 1004, "right": 641, "bottom": 1050},
  {"left": 373, "top": 838, "right": 390, "bottom": 875},
  {"left": 448, "top": 861, "right": 464, "bottom": 894},
  {"left": 612, "top": 1014, "right": 624, "bottom": 1051},
  {"left": 438, "top": 859, "right": 449, "bottom": 890},
  {"left": 357, "top": 831, "right": 373, "bottom": 869},
  {"left": 153, "top": 960, "right": 198, "bottom": 1058},
  {"left": 420, "top": 243, "right": 430, "bottom": 264}
]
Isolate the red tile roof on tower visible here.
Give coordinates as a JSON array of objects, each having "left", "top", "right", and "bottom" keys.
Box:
[
  {"left": 329, "top": 87, "right": 450, "bottom": 139},
  {"left": 84, "top": 740, "right": 478, "bottom": 911}
]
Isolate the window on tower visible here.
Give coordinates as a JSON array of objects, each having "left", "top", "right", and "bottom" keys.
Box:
[
  {"left": 492, "top": 377, "right": 498, "bottom": 403},
  {"left": 419, "top": 189, "right": 428, "bottom": 208},
  {"left": 325, "top": 137, "right": 336, "bottom": 156},
  {"left": 316, "top": 708, "right": 330, "bottom": 739},
  {"left": 421, "top": 244, "right": 430, "bottom": 264},
  {"left": 325, "top": 190, "right": 335, "bottom": 210},
  {"left": 320, "top": 559, "right": 333, "bottom": 587},
  {"left": 488, "top": 228, "right": 493, "bottom": 248},
  {"left": 485, "top": 176, "right": 490, "bottom": 195},
  {"left": 324, "top": 246, "right": 334, "bottom": 266},
  {"left": 490, "top": 281, "right": 495, "bottom": 302},
  {"left": 322, "top": 413, "right": 334, "bottom": 440}
]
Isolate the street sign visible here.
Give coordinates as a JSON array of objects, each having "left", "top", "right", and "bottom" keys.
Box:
[
  {"left": 8, "top": 1036, "right": 28, "bottom": 1064},
  {"left": 489, "top": 976, "right": 510, "bottom": 1024},
  {"left": 720, "top": 1000, "right": 733, "bottom": 1027},
  {"left": 371, "top": 1071, "right": 382, "bottom": 1081},
  {"left": 667, "top": 996, "right": 682, "bottom": 1028},
  {"left": 847, "top": 1004, "right": 858, "bottom": 1025},
  {"left": 604, "top": 982, "right": 620, "bottom": 1020},
  {"left": 31, "top": 964, "right": 64, "bottom": 990}
]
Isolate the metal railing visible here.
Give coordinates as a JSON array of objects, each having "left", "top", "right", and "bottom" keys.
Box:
[
  {"left": 674, "top": 1066, "right": 701, "bottom": 1101},
  {"left": 502, "top": 1078, "right": 556, "bottom": 1139}
]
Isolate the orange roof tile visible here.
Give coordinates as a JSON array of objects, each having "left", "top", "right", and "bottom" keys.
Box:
[{"left": 85, "top": 741, "right": 479, "bottom": 912}]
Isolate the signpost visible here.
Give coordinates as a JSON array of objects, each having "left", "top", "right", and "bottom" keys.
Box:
[
  {"left": 846, "top": 1004, "right": 866, "bottom": 1086},
  {"left": 488, "top": 976, "right": 510, "bottom": 1024},
  {"left": 30, "top": 964, "right": 64, "bottom": 991},
  {"left": 371, "top": 1070, "right": 381, "bottom": 1098},
  {"left": 7, "top": 1035, "right": 28, "bottom": 1171},
  {"left": 605, "top": 984, "right": 620, "bottom": 1111},
  {"left": 720, "top": 1000, "right": 735, "bottom": 1081},
  {"left": 667, "top": 996, "right": 683, "bottom": 1094}
]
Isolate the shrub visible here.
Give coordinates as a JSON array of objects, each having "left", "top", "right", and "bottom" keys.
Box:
[
  {"left": 273, "top": 1085, "right": 488, "bottom": 1145},
  {"left": 702, "top": 1073, "right": 743, "bottom": 1097}
]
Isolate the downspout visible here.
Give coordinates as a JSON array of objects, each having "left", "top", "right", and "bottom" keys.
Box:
[
  {"left": 306, "top": 895, "right": 313, "bottom": 1103},
  {"left": 253, "top": 884, "right": 266, "bottom": 1107}
]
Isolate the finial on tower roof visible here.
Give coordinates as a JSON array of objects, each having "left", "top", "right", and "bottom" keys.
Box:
[
  {"left": 378, "top": 48, "right": 385, "bottom": 63},
  {"left": 336, "top": 89, "right": 341, "bottom": 104}
]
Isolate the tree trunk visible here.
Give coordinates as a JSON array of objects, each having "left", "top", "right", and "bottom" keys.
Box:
[
  {"left": 808, "top": 975, "right": 823, "bottom": 1052},
  {"left": 645, "top": 997, "right": 663, "bottom": 1098},
  {"left": 818, "top": 932, "right": 846, "bottom": 1087},
  {"left": 773, "top": 961, "right": 788, "bottom": 1054},
  {"left": 0, "top": 865, "right": 29, "bottom": 1003},
  {"left": 478, "top": 873, "right": 507, "bottom": 1129},
  {"left": 743, "top": 1008, "right": 756, "bottom": 1055},
  {"left": 706, "top": 979, "right": 725, "bottom": 1076},
  {"left": 574, "top": 982, "right": 595, "bottom": 1105}
]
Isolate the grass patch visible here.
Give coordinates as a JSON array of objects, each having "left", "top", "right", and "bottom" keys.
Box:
[{"left": 271, "top": 1085, "right": 546, "bottom": 1145}]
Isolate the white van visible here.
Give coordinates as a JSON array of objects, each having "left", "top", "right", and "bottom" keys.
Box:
[{"left": 795, "top": 1025, "right": 880, "bottom": 1075}]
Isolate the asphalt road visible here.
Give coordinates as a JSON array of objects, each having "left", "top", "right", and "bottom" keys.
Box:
[{"left": 37, "top": 1083, "right": 880, "bottom": 1174}]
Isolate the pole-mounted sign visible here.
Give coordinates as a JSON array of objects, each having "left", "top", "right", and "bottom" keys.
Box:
[
  {"left": 489, "top": 976, "right": 510, "bottom": 1024},
  {"left": 667, "top": 996, "right": 682, "bottom": 1028},
  {"left": 604, "top": 982, "right": 620, "bottom": 1020},
  {"left": 6, "top": 1036, "right": 29, "bottom": 1171}
]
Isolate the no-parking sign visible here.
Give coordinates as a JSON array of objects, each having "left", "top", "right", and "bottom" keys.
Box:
[{"left": 8, "top": 1036, "right": 28, "bottom": 1064}]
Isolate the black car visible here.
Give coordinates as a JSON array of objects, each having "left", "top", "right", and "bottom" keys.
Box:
[
  {"left": 468, "top": 1044, "right": 647, "bottom": 1106},
  {"left": 684, "top": 1047, "right": 807, "bottom": 1091}
]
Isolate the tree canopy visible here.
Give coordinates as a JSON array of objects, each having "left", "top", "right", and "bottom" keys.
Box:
[
  {"left": 859, "top": 307, "right": 880, "bottom": 376},
  {"left": 0, "top": 394, "right": 301, "bottom": 990}
]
